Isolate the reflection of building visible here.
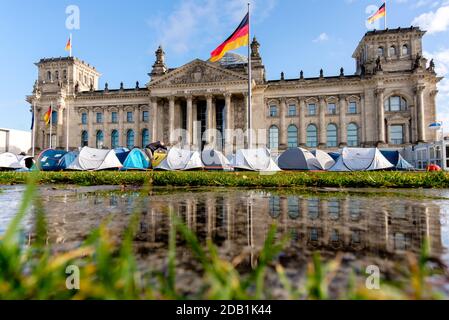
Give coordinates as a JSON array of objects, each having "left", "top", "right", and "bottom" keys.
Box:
[{"left": 27, "top": 27, "right": 441, "bottom": 153}]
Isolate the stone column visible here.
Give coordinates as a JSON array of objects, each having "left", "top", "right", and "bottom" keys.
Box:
[
  {"left": 339, "top": 95, "right": 347, "bottom": 147},
  {"left": 118, "top": 107, "right": 124, "bottom": 147},
  {"left": 186, "top": 95, "right": 193, "bottom": 146},
  {"left": 169, "top": 96, "right": 175, "bottom": 144},
  {"left": 299, "top": 99, "right": 306, "bottom": 146},
  {"left": 405, "top": 122, "right": 410, "bottom": 144},
  {"left": 360, "top": 94, "right": 366, "bottom": 145},
  {"left": 319, "top": 96, "right": 327, "bottom": 147},
  {"left": 206, "top": 94, "right": 213, "bottom": 146},
  {"left": 135, "top": 105, "right": 141, "bottom": 148},
  {"left": 416, "top": 85, "right": 426, "bottom": 143},
  {"left": 279, "top": 98, "right": 287, "bottom": 150},
  {"left": 224, "top": 93, "right": 232, "bottom": 146},
  {"left": 104, "top": 107, "right": 110, "bottom": 148},
  {"left": 151, "top": 98, "right": 158, "bottom": 143},
  {"left": 192, "top": 99, "right": 199, "bottom": 149},
  {"left": 375, "top": 89, "right": 386, "bottom": 144}
]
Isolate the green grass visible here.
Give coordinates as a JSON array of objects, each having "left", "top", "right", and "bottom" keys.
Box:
[{"left": 1, "top": 171, "right": 449, "bottom": 188}]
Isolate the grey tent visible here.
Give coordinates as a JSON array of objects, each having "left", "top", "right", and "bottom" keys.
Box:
[
  {"left": 277, "top": 148, "right": 324, "bottom": 171},
  {"left": 201, "top": 149, "right": 232, "bottom": 171},
  {"left": 311, "top": 150, "right": 336, "bottom": 170},
  {"left": 329, "top": 148, "right": 394, "bottom": 172}
]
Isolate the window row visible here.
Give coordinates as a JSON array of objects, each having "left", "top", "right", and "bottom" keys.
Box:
[
  {"left": 268, "top": 123, "right": 360, "bottom": 149},
  {"left": 81, "top": 129, "right": 151, "bottom": 150},
  {"left": 269, "top": 102, "right": 358, "bottom": 117},
  {"left": 46, "top": 70, "right": 67, "bottom": 82},
  {"left": 377, "top": 44, "right": 410, "bottom": 57},
  {"left": 81, "top": 111, "right": 150, "bottom": 125}
]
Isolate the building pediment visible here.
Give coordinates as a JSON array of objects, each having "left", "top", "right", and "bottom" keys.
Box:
[{"left": 148, "top": 59, "right": 248, "bottom": 88}]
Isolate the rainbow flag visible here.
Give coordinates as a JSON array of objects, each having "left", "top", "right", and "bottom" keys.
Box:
[
  {"left": 44, "top": 106, "right": 52, "bottom": 126},
  {"left": 210, "top": 13, "right": 249, "bottom": 63},
  {"left": 368, "top": 3, "right": 386, "bottom": 24}
]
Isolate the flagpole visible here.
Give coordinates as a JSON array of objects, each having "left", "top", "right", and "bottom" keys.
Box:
[
  {"left": 247, "top": 2, "right": 252, "bottom": 148},
  {"left": 384, "top": 1, "right": 387, "bottom": 29},
  {"left": 49, "top": 102, "right": 53, "bottom": 149},
  {"left": 32, "top": 100, "right": 36, "bottom": 157}
]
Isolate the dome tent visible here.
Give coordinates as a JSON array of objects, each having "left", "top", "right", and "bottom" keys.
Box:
[
  {"left": 121, "top": 148, "right": 151, "bottom": 171},
  {"left": 231, "top": 148, "right": 281, "bottom": 172},
  {"left": 155, "top": 147, "right": 204, "bottom": 171},
  {"left": 37, "top": 149, "right": 67, "bottom": 171},
  {"left": 67, "top": 147, "right": 123, "bottom": 171},
  {"left": 277, "top": 148, "right": 324, "bottom": 171},
  {"left": 329, "top": 148, "right": 394, "bottom": 172},
  {"left": 380, "top": 150, "right": 414, "bottom": 171},
  {"left": 114, "top": 148, "right": 130, "bottom": 164},
  {"left": 311, "top": 150, "right": 336, "bottom": 170},
  {"left": 201, "top": 148, "right": 232, "bottom": 171},
  {"left": 58, "top": 151, "right": 79, "bottom": 170},
  {"left": 0, "top": 153, "right": 32, "bottom": 171}
]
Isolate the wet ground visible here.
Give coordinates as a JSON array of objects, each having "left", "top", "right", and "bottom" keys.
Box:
[{"left": 1, "top": 185, "right": 449, "bottom": 297}]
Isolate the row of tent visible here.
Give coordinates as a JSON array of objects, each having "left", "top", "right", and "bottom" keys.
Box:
[{"left": 1, "top": 146, "right": 414, "bottom": 172}]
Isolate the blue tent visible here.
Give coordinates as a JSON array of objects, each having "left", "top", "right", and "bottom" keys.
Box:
[
  {"left": 328, "top": 152, "right": 340, "bottom": 161},
  {"left": 58, "top": 151, "right": 79, "bottom": 170},
  {"left": 114, "top": 148, "right": 130, "bottom": 164},
  {"left": 121, "top": 148, "right": 150, "bottom": 170},
  {"left": 380, "top": 150, "right": 414, "bottom": 171},
  {"left": 37, "top": 149, "right": 67, "bottom": 171}
]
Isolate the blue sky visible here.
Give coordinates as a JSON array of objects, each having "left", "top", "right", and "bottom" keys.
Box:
[{"left": 1, "top": 0, "right": 448, "bottom": 131}]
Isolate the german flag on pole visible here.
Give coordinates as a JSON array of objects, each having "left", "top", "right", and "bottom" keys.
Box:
[
  {"left": 368, "top": 3, "right": 386, "bottom": 24},
  {"left": 65, "top": 37, "right": 71, "bottom": 52},
  {"left": 210, "top": 13, "right": 249, "bottom": 62},
  {"left": 44, "top": 106, "right": 52, "bottom": 126}
]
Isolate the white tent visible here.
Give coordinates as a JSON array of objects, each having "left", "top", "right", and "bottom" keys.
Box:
[
  {"left": 231, "top": 148, "right": 281, "bottom": 172},
  {"left": 277, "top": 148, "right": 324, "bottom": 171},
  {"left": 66, "top": 147, "right": 123, "bottom": 171},
  {"left": 155, "top": 147, "right": 204, "bottom": 171},
  {"left": 311, "top": 150, "right": 336, "bottom": 170},
  {"left": 0, "top": 153, "right": 30, "bottom": 170},
  {"left": 329, "top": 148, "right": 394, "bottom": 172},
  {"left": 201, "top": 149, "right": 232, "bottom": 171}
]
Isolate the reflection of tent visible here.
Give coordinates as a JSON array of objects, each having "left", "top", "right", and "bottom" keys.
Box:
[
  {"left": 155, "top": 147, "right": 204, "bottom": 171},
  {"left": 114, "top": 148, "right": 130, "bottom": 164},
  {"left": 329, "top": 148, "right": 394, "bottom": 172},
  {"left": 0, "top": 153, "right": 32, "bottom": 171},
  {"left": 277, "top": 148, "right": 324, "bottom": 171},
  {"left": 122, "top": 148, "right": 151, "bottom": 171},
  {"left": 231, "top": 149, "right": 281, "bottom": 172},
  {"left": 201, "top": 149, "right": 232, "bottom": 171},
  {"left": 58, "top": 151, "right": 79, "bottom": 170},
  {"left": 67, "top": 147, "right": 123, "bottom": 171},
  {"left": 37, "top": 149, "right": 67, "bottom": 171},
  {"left": 311, "top": 150, "right": 336, "bottom": 170},
  {"left": 380, "top": 150, "right": 414, "bottom": 171}
]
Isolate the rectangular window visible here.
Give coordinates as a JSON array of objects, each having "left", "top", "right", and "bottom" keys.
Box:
[
  {"left": 269, "top": 105, "right": 278, "bottom": 117},
  {"left": 288, "top": 105, "right": 297, "bottom": 117},
  {"left": 348, "top": 102, "right": 357, "bottom": 114},
  {"left": 81, "top": 113, "right": 87, "bottom": 125},
  {"left": 111, "top": 112, "right": 118, "bottom": 124},
  {"left": 142, "top": 111, "right": 149, "bottom": 122},
  {"left": 327, "top": 103, "right": 337, "bottom": 115},
  {"left": 96, "top": 112, "right": 103, "bottom": 124},
  {"left": 389, "top": 125, "right": 404, "bottom": 145},
  {"left": 127, "top": 111, "right": 133, "bottom": 123},
  {"left": 307, "top": 104, "right": 317, "bottom": 116}
]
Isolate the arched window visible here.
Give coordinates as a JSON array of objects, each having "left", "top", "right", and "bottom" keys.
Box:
[
  {"left": 378, "top": 47, "right": 384, "bottom": 57},
  {"left": 384, "top": 96, "right": 407, "bottom": 112},
  {"left": 306, "top": 124, "right": 318, "bottom": 148},
  {"left": 141, "top": 129, "right": 150, "bottom": 148},
  {"left": 402, "top": 45, "right": 409, "bottom": 55},
  {"left": 327, "top": 124, "right": 338, "bottom": 147},
  {"left": 389, "top": 46, "right": 396, "bottom": 56},
  {"left": 347, "top": 123, "right": 359, "bottom": 147},
  {"left": 268, "top": 126, "right": 279, "bottom": 150},
  {"left": 55, "top": 71, "right": 59, "bottom": 80},
  {"left": 51, "top": 111, "right": 58, "bottom": 125},
  {"left": 111, "top": 130, "right": 119, "bottom": 149},
  {"left": 287, "top": 125, "right": 298, "bottom": 148},
  {"left": 96, "top": 131, "right": 104, "bottom": 149},
  {"left": 126, "top": 130, "right": 135, "bottom": 149},
  {"left": 81, "top": 131, "right": 88, "bottom": 147}
]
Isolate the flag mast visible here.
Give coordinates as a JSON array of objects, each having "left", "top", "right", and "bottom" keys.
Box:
[
  {"left": 384, "top": 0, "right": 387, "bottom": 29},
  {"left": 49, "top": 102, "right": 53, "bottom": 149},
  {"left": 247, "top": 2, "right": 252, "bottom": 148}
]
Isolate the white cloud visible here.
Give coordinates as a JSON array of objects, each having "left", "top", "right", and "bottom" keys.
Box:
[
  {"left": 412, "top": 5, "right": 449, "bottom": 34},
  {"left": 313, "top": 33, "right": 329, "bottom": 43}
]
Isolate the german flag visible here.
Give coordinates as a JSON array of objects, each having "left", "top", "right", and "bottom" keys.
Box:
[
  {"left": 65, "top": 37, "right": 72, "bottom": 52},
  {"left": 368, "top": 3, "right": 386, "bottom": 24},
  {"left": 210, "top": 13, "right": 249, "bottom": 63},
  {"left": 44, "top": 106, "right": 52, "bottom": 126}
]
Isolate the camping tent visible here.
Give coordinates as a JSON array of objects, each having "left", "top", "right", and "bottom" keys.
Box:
[
  {"left": 58, "top": 151, "right": 79, "bottom": 170},
  {"left": 231, "top": 148, "right": 281, "bottom": 172},
  {"left": 114, "top": 148, "right": 130, "bottom": 164},
  {"left": 121, "top": 148, "right": 151, "bottom": 171},
  {"left": 380, "top": 150, "right": 414, "bottom": 171},
  {"left": 37, "top": 149, "right": 67, "bottom": 171},
  {"left": 155, "top": 147, "right": 204, "bottom": 171},
  {"left": 0, "top": 153, "right": 32, "bottom": 171},
  {"left": 328, "top": 152, "right": 341, "bottom": 162},
  {"left": 201, "top": 149, "right": 232, "bottom": 171},
  {"left": 277, "top": 148, "right": 324, "bottom": 171},
  {"left": 67, "top": 147, "right": 123, "bottom": 171},
  {"left": 329, "top": 148, "right": 394, "bottom": 172},
  {"left": 311, "top": 150, "right": 336, "bottom": 170}
]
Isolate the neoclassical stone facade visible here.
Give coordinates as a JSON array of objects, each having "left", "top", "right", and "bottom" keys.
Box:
[{"left": 27, "top": 27, "right": 442, "bottom": 154}]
